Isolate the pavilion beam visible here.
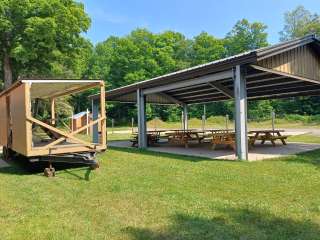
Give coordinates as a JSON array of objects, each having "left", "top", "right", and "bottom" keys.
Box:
[
  {"left": 143, "top": 70, "right": 233, "bottom": 95},
  {"left": 208, "top": 82, "right": 234, "bottom": 98},
  {"left": 157, "top": 92, "right": 184, "bottom": 105},
  {"left": 234, "top": 65, "right": 248, "bottom": 160},
  {"left": 137, "top": 88, "right": 147, "bottom": 148}
]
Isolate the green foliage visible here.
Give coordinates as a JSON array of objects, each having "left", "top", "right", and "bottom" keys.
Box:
[
  {"left": 248, "top": 100, "right": 274, "bottom": 121},
  {"left": 191, "top": 32, "right": 226, "bottom": 65},
  {"left": 0, "top": 0, "right": 91, "bottom": 85},
  {"left": 225, "top": 19, "right": 268, "bottom": 56},
  {"left": 280, "top": 6, "right": 320, "bottom": 41}
]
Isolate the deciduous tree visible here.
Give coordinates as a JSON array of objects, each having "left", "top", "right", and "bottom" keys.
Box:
[{"left": 0, "top": 0, "right": 90, "bottom": 89}]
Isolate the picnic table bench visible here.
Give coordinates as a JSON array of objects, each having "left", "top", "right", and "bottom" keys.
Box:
[
  {"left": 209, "top": 131, "right": 236, "bottom": 150},
  {"left": 130, "top": 130, "right": 165, "bottom": 147},
  {"left": 248, "top": 130, "right": 288, "bottom": 146},
  {"left": 166, "top": 130, "right": 204, "bottom": 148}
]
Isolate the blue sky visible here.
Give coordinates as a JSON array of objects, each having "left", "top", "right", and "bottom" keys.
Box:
[{"left": 79, "top": 0, "right": 320, "bottom": 45}]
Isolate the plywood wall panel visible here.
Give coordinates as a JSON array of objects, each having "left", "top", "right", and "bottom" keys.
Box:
[
  {"left": 10, "top": 84, "right": 28, "bottom": 155},
  {"left": 0, "top": 97, "right": 8, "bottom": 146}
]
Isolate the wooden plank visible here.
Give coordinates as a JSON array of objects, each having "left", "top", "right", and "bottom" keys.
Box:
[
  {"left": 30, "top": 145, "right": 106, "bottom": 156},
  {"left": 11, "top": 84, "right": 29, "bottom": 155},
  {"left": 44, "top": 117, "right": 105, "bottom": 148},
  {"left": 27, "top": 116, "right": 96, "bottom": 149},
  {"left": 257, "top": 45, "right": 320, "bottom": 82},
  {"left": 100, "top": 82, "right": 107, "bottom": 147},
  {"left": 0, "top": 96, "right": 8, "bottom": 146},
  {"left": 46, "top": 82, "right": 100, "bottom": 99},
  {"left": 50, "top": 98, "right": 55, "bottom": 125}
]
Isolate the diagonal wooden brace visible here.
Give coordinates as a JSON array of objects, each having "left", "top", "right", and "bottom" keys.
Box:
[
  {"left": 27, "top": 116, "right": 104, "bottom": 149},
  {"left": 44, "top": 117, "right": 105, "bottom": 148}
]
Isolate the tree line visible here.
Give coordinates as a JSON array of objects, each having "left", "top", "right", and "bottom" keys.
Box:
[{"left": 1, "top": 2, "right": 320, "bottom": 123}]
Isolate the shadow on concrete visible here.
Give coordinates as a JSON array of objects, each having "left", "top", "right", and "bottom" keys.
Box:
[{"left": 124, "top": 207, "right": 320, "bottom": 240}]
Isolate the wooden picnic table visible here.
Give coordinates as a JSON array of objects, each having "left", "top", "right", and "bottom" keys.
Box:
[
  {"left": 131, "top": 130, "right": 165, "bottom": 147},
  {"left": 165, "top": 129, "right": 205, "bottom": 148},
  {"left": 248, "top": 130, "right": 287, "bottom": 146},
  {"left": 210, "top": 131, "right": 236, "bottom": 150}
]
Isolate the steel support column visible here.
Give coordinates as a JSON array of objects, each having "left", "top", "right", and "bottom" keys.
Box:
[
  {"left": 234, "top": 65, "right": 248, "bottom": 160},
  {"left": 92, "top": 99, "right": 99, "bottom": 144},
  {"left": 137, "top": 88, "right": 147, "bottom": 148},
  {"left": 183, "top": 104, "right": 188, "bottom": 130}
]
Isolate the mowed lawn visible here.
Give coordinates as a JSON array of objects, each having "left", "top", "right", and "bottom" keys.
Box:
[{"left": 0, "top": 148, "right": 320, "bottom": 240}]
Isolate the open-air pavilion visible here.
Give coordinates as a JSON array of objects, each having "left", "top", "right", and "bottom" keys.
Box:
[{"left": 91, "top": 35, "right": 320, "bottom": 160}]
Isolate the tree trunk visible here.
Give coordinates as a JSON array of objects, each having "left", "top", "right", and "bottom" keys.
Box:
[{"left": 3, "top": 52, "right": 13, "bottom": 89}]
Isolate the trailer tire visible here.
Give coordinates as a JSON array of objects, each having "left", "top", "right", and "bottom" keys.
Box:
[
  {"left": 3, "top": 146, "right": 14, "bottom": 161},
  {"left": 90, "top": 162, "right": 100, "bottom": 170},
  {"left": 44, "top": 167, "right": 55, "bottom": 177}
]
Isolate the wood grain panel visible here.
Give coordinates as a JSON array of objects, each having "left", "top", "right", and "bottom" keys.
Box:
[{"left": 258, "top": 45, "right": 320, "bottom": 82}]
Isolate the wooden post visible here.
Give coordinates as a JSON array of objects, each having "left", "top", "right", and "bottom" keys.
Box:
[
  {"left": 202, "top": 104, "right": 206, "bottom": 131},
  {"left": 71, "top": 112, "right": 74, "bottom": 132},
  {"left": 271, "top": 111, "right": 275, "bottom": 136},
  {"left": 86, "top": 108, "right": 89, "bottom": 135},
  {"left": 100, "top": 82, "right": 106, "bottom": 146},
  {"left": 202, "top": 115, "right": 205, "bottom": 131},
  {"left": 131, "top": 117, "right": 134, "bottom": 133},
  {"left": 137, "top": 88, "right": 147, "bottom": 148},
  {"left": 234, "top": 65, "right": 248, "bottom": 160},
  {"left": 25, "top": 83, "right": 32, "bottom": 154},
  {"left": 154, "top": 117, "right": 158, "bottom": 131},
  {"left": 92, "top": 99, "right": 99, "bottom": 143},
  {"left": 226, "top": 114, "right": 229, "bottom": 130},
  {"left": 50, "top": 98, "right": 55, "bottom": 126}
]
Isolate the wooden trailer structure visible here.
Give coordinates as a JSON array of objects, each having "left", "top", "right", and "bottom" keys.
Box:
[{"left": 0, "top": 79, "right": 106, "bottom": 174}]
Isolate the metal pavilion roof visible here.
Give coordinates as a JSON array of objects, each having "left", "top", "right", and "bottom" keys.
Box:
[{"left": 91, "top": 34, "right": 320, "bottom": 104}]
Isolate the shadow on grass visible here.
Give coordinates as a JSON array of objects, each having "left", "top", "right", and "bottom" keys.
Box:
[
  {"left": 109, "top": 146, "right": 233, "bottom": 163},
  {"left": 0, "top": 155, "right": 93, "bottom": 180},
  {"left": 280, "top": 149, "right": 320, "bottom": 169},
  {"left": 124, "top": 207, "right": 320, "bottom": 240}
]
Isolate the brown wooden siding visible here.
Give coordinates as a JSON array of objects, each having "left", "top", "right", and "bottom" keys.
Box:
[{"left": 258, "top": 45, "right": 320, "bottom": 82}]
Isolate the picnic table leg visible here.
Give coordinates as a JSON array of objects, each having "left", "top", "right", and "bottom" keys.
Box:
[
  {"left": 251, "top": 132, "right": 259, "bottom": 146},
  {"left": 277, "top": 131, "right": 287, "bottom": 145},
  {"left": 184, "top": 135, "right": 188, "bottom": 148},
  {"left": 266, "top": 133, "right": 276, "bottom": 146}
]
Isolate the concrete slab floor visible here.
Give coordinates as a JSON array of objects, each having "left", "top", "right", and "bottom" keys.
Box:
[{"left": 108, "top": 140, "right": 320, "bottom": 161}]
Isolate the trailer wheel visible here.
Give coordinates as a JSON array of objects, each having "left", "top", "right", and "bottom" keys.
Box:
[
  {"left": 90, "top": 161, "right": 100, "bottom": 170},
  {"left": 2, "top": 146, "right": 14, "bottom": 161},
  {"left": 44, "top": 167, "right": 55, "bottom": 177}
]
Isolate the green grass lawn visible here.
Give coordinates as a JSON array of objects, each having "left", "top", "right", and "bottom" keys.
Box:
[
  {"left": 109, "top": 116, "right": 320, "bottom": 132},
  {"left": 0, "top": 148, "right": 320, "bottom": 239},
  {"left": 288, "top": 134, "right": 320, "bottom": 144}
]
